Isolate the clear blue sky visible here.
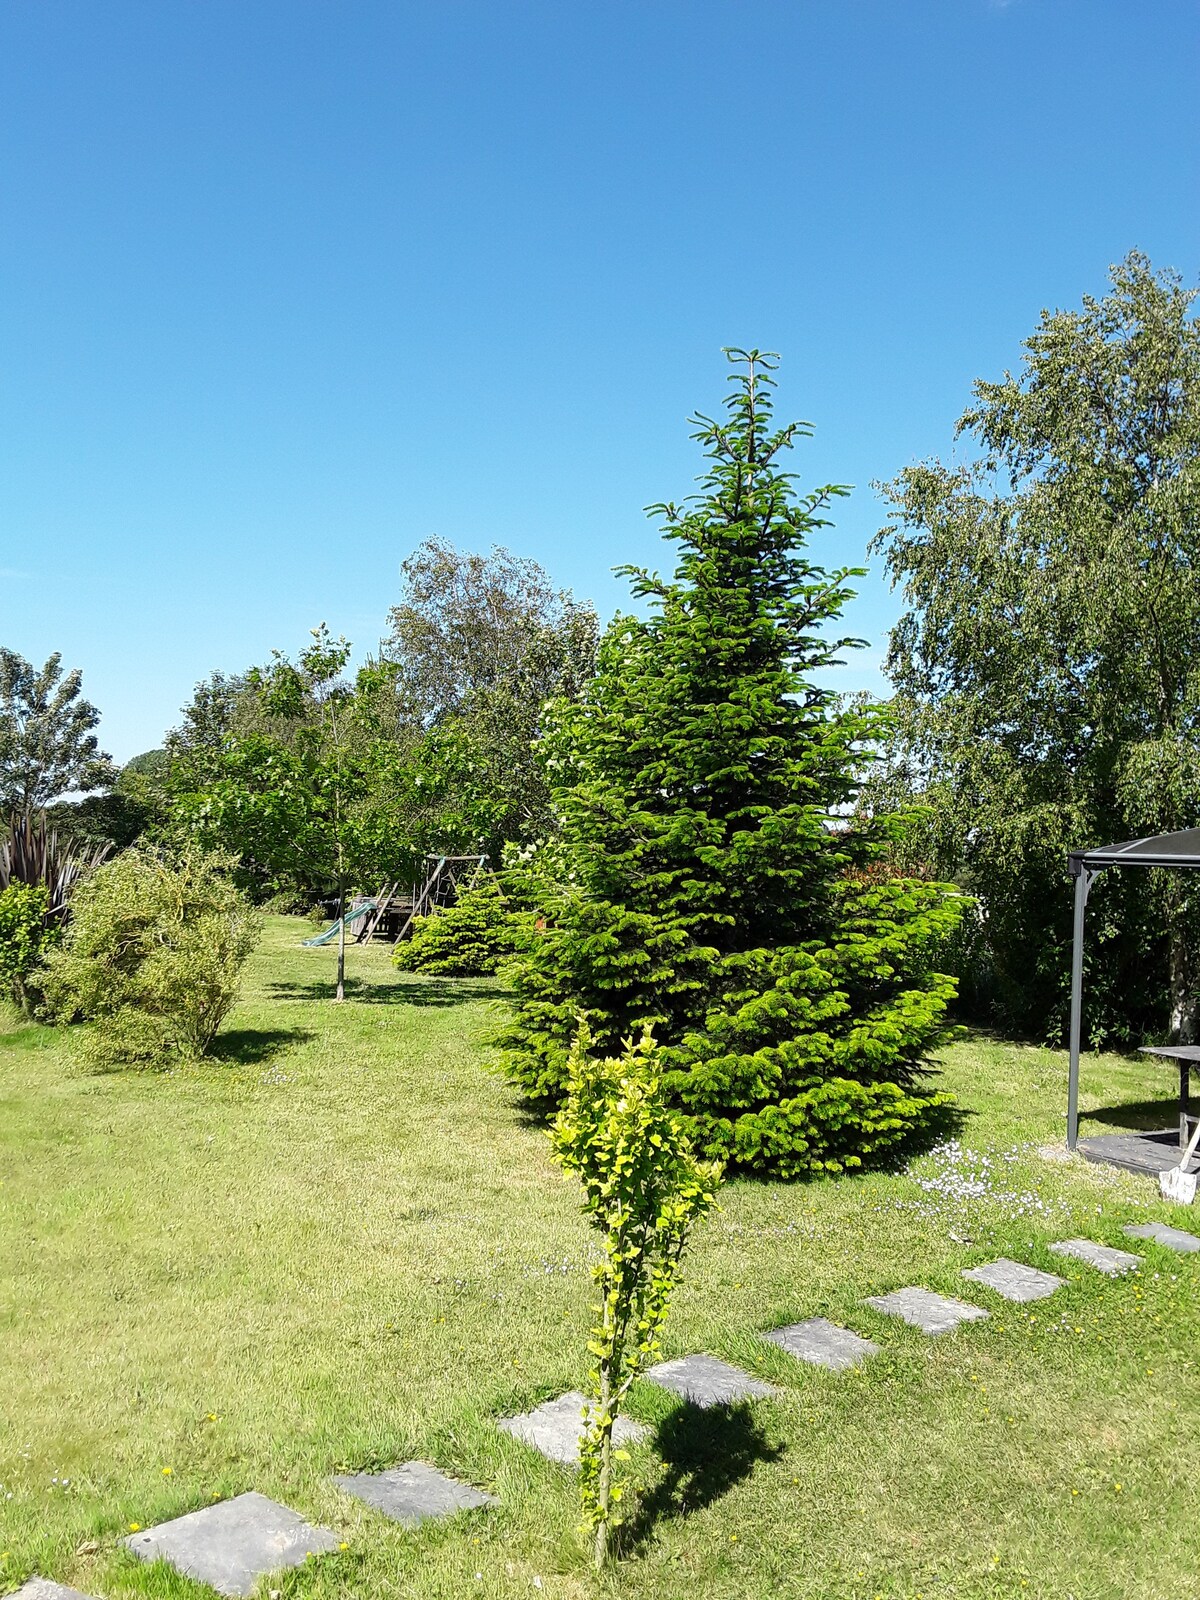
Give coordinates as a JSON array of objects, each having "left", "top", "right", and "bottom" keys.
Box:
[{"left": 2, "top": 0, "right": 1197, "bottom": 762}]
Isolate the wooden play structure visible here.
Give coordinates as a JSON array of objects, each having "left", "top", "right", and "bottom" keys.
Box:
[{"left": 305, "top": 855, "right": 488, "bottom": 948}]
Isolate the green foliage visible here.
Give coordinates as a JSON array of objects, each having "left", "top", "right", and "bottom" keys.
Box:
[
  {"left": 874, "top": 252, "right": 1200, "bottom": 1043},
  {"left": 0, "top": 883, "right": 60, "bottom": 1014},
  {"left": 0, "top": 810, "right": 113, "bottom": 913},
  {"left": 393, "top": 876, "right": 534, "bottom": 976},
  {"left": 0, "top": 648, "right": 117, "bottom": 810},
  {"left": 42, "top": 848, "right": 261, "bottom": 1068},
  {"left": 503, "top": 352, "right": 964, "bottom": 1177},
  {"left": 548, "top": 1027, "right": 721, "bottom": 1568}
]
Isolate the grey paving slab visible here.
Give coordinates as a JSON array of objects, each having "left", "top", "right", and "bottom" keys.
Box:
[
  {"left": 961, "top": 1258, "right": 1066, "bottom": 1303},
  {"left": 123, "top": 1490, "right": 340, "bottom": 1598},
  {"left": 863, "top": 1287, "right": 989, "bottom": 1335},
  {"left": 762, "top": 1317, "right": 881, "bottom": 1372},
  {"left": 333, "top": 1461, "right": 496, "bottom": 1525},
  {"left": 1048, "top": 1238, "right": 1141, "bottom": 1276},
  {"left": 1124, "top": 1220, "right": 1200, "bottom": 1253},
  {"left": 6, "top": 1582, "right": 99, "bottom": 1600},
  {"left": 643, "top": 1353, "right": 777, "bottom": 1407},
  {"left": 498, "top": 1391, "right": 649, "bottom": 1467}
]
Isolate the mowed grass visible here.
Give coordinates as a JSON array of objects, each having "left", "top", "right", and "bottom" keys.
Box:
[{"left": 2, "top": 917, "right": 1199, "bottom": 1600}]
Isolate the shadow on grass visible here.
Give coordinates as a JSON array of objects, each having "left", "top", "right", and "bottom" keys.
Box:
[
  {"left": 264, "top": 975, "right": 510, "bottom": 1008},
  {"left": 208, "top": 1027, "right": 316, "bottom": 1064},
  {"left": 1084, "top": 1099, "right": 1182, "bottom": 1133},
  {"left": 617, "top": 1402, "right": 784, "bottom": 1555}
]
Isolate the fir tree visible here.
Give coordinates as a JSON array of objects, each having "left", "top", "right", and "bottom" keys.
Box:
[{"left": 502, "top": 351, "right": 964, "bottom": 1177}]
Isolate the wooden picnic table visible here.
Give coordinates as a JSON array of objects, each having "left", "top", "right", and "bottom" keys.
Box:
[{"left": 1138, "top": 1044, "right": 1200, "bottom": 1150}]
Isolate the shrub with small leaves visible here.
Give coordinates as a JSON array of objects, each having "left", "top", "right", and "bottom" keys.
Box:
[
  {"left": 549, "top": 1025, "right": 722, "bottom": 1568},
  {"left": 42, "top": 848, "right": 261, "bottom": 1068},
  {"left": 0, "top": 883, "right": 60, "bottom": 1014},
  {"left": 393, "top": 877, "right": 534, "bottom": 976}
]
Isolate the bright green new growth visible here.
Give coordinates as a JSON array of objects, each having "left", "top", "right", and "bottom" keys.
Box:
[
  {"left": 549, "top": 1026, "right": 721, "bottom": 1569},
  {"left": 505, "top": 351, "right": 964, "bottom": 1176},
  {"left": 0, "top": 883, "right": 60, "bottom": 1014},
  {"left": 43, "top": 848, "right": 261, "bottom": 1068},
  {"left": 393, "top": 877, "right": 534, "bottom": 976}
]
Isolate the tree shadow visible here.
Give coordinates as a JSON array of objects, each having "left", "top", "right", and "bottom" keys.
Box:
[
  {"left": 264, "top": 975, "right": 509, "bottom": 1008},
  {"left": 616, "top": 1402, "right": 784, "bottom": 1556},
  {"left": 208, "top": 1027, "right": 316, "bottom": 1064}
]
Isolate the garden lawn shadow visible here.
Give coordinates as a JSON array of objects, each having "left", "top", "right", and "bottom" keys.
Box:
[
  {"left": 264, "top": 974, "right": 508, "bottom": 1008},
  {"left": 1084, "top": 1099, "right": 1184, "bottom": 1133},
  {"left": 208, "top": 1028, "right": 316, "bottom": 1064},
  {"left": 616, "top": 1402, "right": 784, "bottom": 1556}
]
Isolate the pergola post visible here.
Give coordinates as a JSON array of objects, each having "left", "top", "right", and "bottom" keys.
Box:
[{"left": 1066, "top": 865, "right": 1096, "bottom": 1150}]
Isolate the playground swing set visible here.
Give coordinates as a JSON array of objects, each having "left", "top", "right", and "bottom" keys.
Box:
[{"left": 301, "top": 854, "right": 488, "bottom": 949}]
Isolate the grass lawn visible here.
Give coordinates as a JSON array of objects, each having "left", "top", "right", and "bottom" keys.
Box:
[{"left": 2, "top": 915, "right": 1198, "bottom": 1600}]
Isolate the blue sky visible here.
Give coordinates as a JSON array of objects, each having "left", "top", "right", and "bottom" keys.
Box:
[{"left": 2, "top": 0, "right": 1198, "bottom": 761}]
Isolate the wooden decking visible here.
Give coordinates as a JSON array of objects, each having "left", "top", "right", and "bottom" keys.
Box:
[{"left": 1077, "top": 1127, "right": 1186, "bottom": 1178}]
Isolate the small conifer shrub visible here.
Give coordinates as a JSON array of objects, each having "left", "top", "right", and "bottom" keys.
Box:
[
  {"left": 394, "top": 877, "right": 533, "bottom": 977},
  {"left": 502, "top": 351, "right": 965, "bottom": 1177}
]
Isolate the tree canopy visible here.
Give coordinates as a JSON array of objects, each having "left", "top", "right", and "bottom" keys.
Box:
[
  {"left": 874, "top": 251, "right": 1200, "bottom": 1041},
  {"left": 0, "top": 649, "right": 117, "bottom": 812}
]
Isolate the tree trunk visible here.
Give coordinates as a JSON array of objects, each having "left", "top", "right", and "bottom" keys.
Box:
[
  {"left": 1168, "top": 925, "right": 1197, "bottom": 1042},
  {"left": 593, "top": 1364, "right": 613, "bottom": 1570},
  {"left": 336, "top": 883, "right": 346, "bottom": 1003}
]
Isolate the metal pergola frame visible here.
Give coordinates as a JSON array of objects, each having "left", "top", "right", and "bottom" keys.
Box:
[{"left": 1066, "top": 826, "right": 1200, "bottom": 1148}]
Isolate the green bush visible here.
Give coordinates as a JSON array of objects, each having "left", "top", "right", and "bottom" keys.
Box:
[
  {"left": 0, "top": 883, "right": 60, "bottom": 1014},
  {"left": 393, "top": 877, "right": 534, "bottom": 976},
  {"left": 43, "top": 849, "right": 261, "bottom": 1068}
]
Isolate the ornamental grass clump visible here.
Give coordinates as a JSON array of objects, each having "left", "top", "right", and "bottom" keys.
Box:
[
  {"left": 549, "top": 1026, "right": 721, "bottom": 1569},
  {"left": 43, "top": 847, "right": 261, "bottom": 1068},
  {"left": 504, "top": 351, "right": 965, "bottom": 1177}
]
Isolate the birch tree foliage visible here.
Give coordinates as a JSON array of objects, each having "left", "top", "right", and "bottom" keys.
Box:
[{"left": 875, "top": 251, "right": 1200, "bottom": 1040}]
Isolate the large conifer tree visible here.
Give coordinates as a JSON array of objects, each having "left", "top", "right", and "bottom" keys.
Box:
[{"left": 503, "top": 352, "right": 963, "bottom": 1177}]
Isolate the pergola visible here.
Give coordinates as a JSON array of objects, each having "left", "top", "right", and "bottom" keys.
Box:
[{"left": 1066, "top": 826, "right": 1200, "bottom": 1149}]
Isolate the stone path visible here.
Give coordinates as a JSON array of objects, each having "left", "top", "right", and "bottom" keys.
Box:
[
  {"left": 864, "top": 1286, "right": 989, "bottom": 1334},
  {"left": 123, "top": 1491, "right": 339, "bottom": 1599},
  {"left": 333, "top": 1462, "right": 496, "bottom": 1525},
  {"left": 1124, "top": 1220, "right": 1200, "bottom": 1252},
  {"left": 962, "top": 1258, "right": 1065, "bottom": 1302},
  {"left": 498, "top": 1391, "right": 649, "bottom": 1467},
  {"left": 763, "top": 1317, "right": 879, "bottom": 1371},
  {"left": 644, "top": 1353, "right": 776, "bottom": 1407},
  {"left": 10, "top": 1216, "right": 1199, "bottom": 1600},
  {"left": 1048, "top": 1238, "right": 1141, "bottom": 1275},
  {"left": 8, "top": 1584, "right": 98, "bottom": 1600}
]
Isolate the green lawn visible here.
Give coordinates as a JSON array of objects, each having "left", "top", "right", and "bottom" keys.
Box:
[{"left": 2, "top": 917, "right": 1198, "bottom": 1600}]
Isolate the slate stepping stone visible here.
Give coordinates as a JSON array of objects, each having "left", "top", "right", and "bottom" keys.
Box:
[
  {"left": 333, "top": 1461, "right": 496, "bottom": 1525},
  {"left": 1124, "top": 1221, "right": 1200, "bottom": 1253},
  {"left": 864, "top": 1287, "right": 989, "bottom": 1335},
  {"left": 499, "top": 1391, "right": 648, "bottom": 1467},
  {"left": 1048, "top": 1238, "right": 1141, "bottom": 1276},
  {"left": 762, "top": 1317, "right": 880, "bottom": 1372},
  {"left": 643, "top": 1353, "right": 777, "bottom": 1407},
  {"left": 123, "top": 1490, "right": 340, "bottom": 1598},
  {"left": 961, "top": 1258, "right": 1065, "bottom": 1303},
  {"left": 6, "top": 1583, "right": 99, "bottom": 1600}
]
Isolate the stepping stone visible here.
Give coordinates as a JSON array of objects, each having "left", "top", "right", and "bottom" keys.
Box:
[
  {"left": 333, "top": 1460, "right": 496, "bottom": 1525},
  {"left": 864, "top": 1287, "right": 989, "bottom": 1335},
  {"left": 961, "top": 1258, "right": 1065, "bottom": 1303},
  {"left": 7, "top": 1584, "right": 99, "bottom": 1600},
  {"left": 762, "top": 1317, "right": 880, "bottom": 1372},
  {"left": 1048, "top": 1238, "right": 1141, "bottom": 1276},
  {"left": 643, "top": 1353, "right": 777, "bottom": 1407},
  {"left": 123, "top": 1490, "right": 340, "bottom": 1598},
  {"left": 1124, "top": 1221, "right": 1200, "bottom": 1253},
  {"left": 498, "top": 1391, "right": 648, "bottom": 1467}
]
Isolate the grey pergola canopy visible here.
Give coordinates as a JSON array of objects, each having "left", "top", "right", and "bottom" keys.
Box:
[{"left": 1067, "top": 827, "right": 1200, "bottom": 1148}]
